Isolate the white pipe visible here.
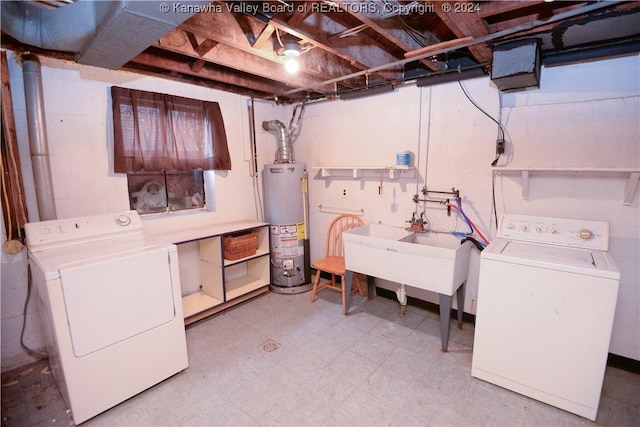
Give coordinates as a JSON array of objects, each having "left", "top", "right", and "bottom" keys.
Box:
[
  {"left": 396, "top": 284, "right": 407, "bottom": 316},
  {"left": 22, "top": 54, "right": 56, "bottom": 221}
]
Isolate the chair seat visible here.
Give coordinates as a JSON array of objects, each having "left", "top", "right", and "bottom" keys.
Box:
[{"left": 311, "top": 256, "right": 344, "bottom": 275}]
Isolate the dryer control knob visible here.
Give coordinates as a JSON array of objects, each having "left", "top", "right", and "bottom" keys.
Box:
[
  {"left": 116, "top": 215, "right": 132, "bottom": 226},
  {"left": 578, "top": 229, "right": 593, "bottom": 240}
]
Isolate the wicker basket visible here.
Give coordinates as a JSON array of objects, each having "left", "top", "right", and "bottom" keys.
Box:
[{"left": 224, "top": 230, "right": 258, "bottom": 261}]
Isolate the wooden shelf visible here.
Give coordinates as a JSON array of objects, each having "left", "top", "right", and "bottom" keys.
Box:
[
  {"left": 182, "top": 291, "right": 223, "bottom": 319},
  {"left": 182, "top": 287, "right": 269, "bottom": 326},
  {"left": 223, "top": 249, "right": 269, "bottom": 266},
  {"left": 313, "top": 166, "right": 416, "bottom": 180},
  {"left": 226, "top": 275, "right": 268, "bottom": 300},
  {"left": 159, "top": 221, "right": 271, "bottom": 325},
  {"left": 492, "top": 167, "right": 640, "bottom": 205}
]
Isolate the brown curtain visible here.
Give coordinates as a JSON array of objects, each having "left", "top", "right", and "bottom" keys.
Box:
[{"left": 112, "top": 86, "right": 231, "bottom": 173}]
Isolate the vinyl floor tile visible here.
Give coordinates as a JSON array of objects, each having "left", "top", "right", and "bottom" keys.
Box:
[{"left": 2, "top": 291, "right": 639, "bottom": 426}]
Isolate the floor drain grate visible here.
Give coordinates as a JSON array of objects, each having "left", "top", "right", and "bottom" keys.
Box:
[{"left": 258, "top": 338, "right": 281, "bottom": 353}]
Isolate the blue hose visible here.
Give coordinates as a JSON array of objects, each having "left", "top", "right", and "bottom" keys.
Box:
[{"left": 451, "top": 197, "right": 474, "bottom": 239}]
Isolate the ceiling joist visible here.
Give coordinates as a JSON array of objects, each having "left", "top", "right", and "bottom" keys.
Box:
[{"left": 2, "top": 0, "right": 638, "bottom": 102}]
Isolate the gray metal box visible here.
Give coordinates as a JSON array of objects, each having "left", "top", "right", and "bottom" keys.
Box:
[{"left": 491, "top": 39, "right": 541, "bottom": 92}]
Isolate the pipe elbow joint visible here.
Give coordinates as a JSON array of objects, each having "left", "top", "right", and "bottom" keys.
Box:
[{"left": 262, "top": 119, "right": 285, "bottom": 132}]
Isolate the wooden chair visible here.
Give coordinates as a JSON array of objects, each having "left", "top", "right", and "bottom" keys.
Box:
[{"left": 309, "top": 214, "right": 366, "bottom": 314}]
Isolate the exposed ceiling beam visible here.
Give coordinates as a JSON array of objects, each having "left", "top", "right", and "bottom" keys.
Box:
[
  {"left": 154, "top": 29, "right": 330, "bottom": 90},
  {"left": 278, "top": 0, "right": 622, "bottom": 98},
  {"left": 268, "top": 18, "right": 376, "bottom": 73},
  {"left": 477, "top": 0, "right": 550, "bottom": 18},
  {"left": 185, "top": 32, "right": 218, "bottom": 72},
  {"left": 244, "top": 2, "right": 408, "bottom": 82},
  {"left": 131, "top": 49, "right": 288, "bottom": 96},
  {"left": 253, "top": 24, "right": 275, "bottom": 49},
  {"left": 332, "top": 0, "right": 442, "bottom": 71},
  {"left": 179, "top": 8, "right": 366, "bottom": 84},
  {"left": 434, "top": 1, "right": 493, "bottom": 63}
]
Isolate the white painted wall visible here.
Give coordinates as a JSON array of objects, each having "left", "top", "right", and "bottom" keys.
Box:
[
  {"left": 0, "top": 50, "right": 277, "bottom": 369},
  {"left": 1, "top": 49, "right": 638, "bottom": 370},
  {"left": 299, "top": 55, "right": 640, "bottom": 361}
]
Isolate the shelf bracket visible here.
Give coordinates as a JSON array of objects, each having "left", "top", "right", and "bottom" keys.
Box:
[
  {"left": 521, "top": 170, "right": 529, "bottom": 199},
  {"left": 624, "top": 172, "right": 640, "bottom": 206}
]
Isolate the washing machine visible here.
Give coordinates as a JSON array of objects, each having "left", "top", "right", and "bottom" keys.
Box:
[
  {"left": 471, "top": 214, "right": 620, "bottom": 421},
  {"left": 25, "top": 211, "right": 188, "bottom": 424}
]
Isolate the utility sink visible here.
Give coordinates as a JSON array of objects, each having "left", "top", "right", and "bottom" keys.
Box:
[{"left": 343, "top": 223, "right": 473, "bottom": 351}]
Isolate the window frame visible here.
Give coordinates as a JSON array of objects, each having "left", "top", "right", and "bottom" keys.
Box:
[
  {"left": 111, "top": 87, "right": 229, "bottom": 215},
  {"left": 111, "top": 86, "right": 231, "bottom": 173}
]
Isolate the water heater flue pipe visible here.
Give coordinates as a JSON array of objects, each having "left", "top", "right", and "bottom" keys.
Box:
[
  {"left": 262, "top": 120, "right": 294, "bottom": 163},
  {"left": 22, "top": 54, "right": 57, "bottom": 221}
]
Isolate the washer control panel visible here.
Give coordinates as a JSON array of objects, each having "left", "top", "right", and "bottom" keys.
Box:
[
  {"left": 497, "top": 214, "right": 610, "bottom": 250},
  {"left": 25, "top": 211, "right": 143, "bottom": 252}
]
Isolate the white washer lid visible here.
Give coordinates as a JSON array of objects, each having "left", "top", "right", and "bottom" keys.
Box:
[{"left": 482, "top": 239, "right": 620, "bottom": 280}]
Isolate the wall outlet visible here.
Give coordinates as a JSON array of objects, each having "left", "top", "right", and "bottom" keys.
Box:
[{"left": 342, "top": 189, "right": 347, "bottom": 198}]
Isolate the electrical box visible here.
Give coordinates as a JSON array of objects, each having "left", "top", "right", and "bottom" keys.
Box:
[{"left": 491, "top": 39, "right": 541, "bottom": 92}]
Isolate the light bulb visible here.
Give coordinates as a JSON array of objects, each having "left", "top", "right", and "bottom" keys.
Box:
[
  {"left": 284, "top": 57, "right": 300, "bottom": 74},
  {"left": 283, "top": 42, "right": 300, "bottom": 58}
]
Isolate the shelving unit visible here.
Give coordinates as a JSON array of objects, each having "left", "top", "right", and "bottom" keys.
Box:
[
  {"left": 492, "top": 167, "right": 640, "bottom": 205},
  {"left": 150, "top": 220, "right": 270, "bottom": 325},
  {"left": 313, "top": 166, "right": 416, "bottom": 180}
]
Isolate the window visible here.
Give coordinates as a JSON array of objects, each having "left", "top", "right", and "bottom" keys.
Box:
[
  {"left": 127, "top": 171, "right": 205, "bottom": 214},
  {"left": 111, "top": 87, "right": 230, "bottom": 214}
]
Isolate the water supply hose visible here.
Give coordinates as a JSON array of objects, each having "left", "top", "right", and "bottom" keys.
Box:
[
  {"left": 448, "top": 199, "right": 490, "bottom": 246},
  {"left": 451, "top": 198, "right": 473, "bottom": 239}
]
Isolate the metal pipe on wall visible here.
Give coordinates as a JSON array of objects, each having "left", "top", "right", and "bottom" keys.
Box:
[
  {"left": 262, "top": 119, "right": 293, "bottom": 163},
  {"left": 274, "top": 1, "right": 620, "bottom": 99},
  {"left": 22, "top": 54, "right": 56, "bottom": 221}
]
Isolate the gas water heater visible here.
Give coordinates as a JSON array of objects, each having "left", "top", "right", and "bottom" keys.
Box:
[{"left": 262, "top": 120, "right": 311, "bottom": 294}]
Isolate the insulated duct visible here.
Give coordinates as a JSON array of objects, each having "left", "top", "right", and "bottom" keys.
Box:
[
  {"left": 262, "top": 120, "right": 294, "bottom": 164},
  {"left": 22, "top": 54, "right": 56, "bottom": 221},
  {"left": 1, "top": 0, "right": 209, "bottom": 70},
  {"left": 0, "top": 1, "right": 97, "bottom": 53}
]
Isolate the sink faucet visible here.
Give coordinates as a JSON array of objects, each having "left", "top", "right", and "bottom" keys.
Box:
[{"left": 407, "top": 212, "right": 427, "bottom": 232}]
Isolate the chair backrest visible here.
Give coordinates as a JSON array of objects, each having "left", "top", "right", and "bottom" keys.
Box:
[{"left": 324, "top": 214, "right": 365, "bottom": 258}]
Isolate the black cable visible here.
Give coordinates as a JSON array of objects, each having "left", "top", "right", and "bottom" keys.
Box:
[
  {"left": 457, "top": 80, "right": 503, "bottom": 228},
  {"left": 461, "top": 236, "right": 485, "bottom": 252},
  {"left": 492, "top": 170, "right": 498, "bottom": 229},
  {"left": 458, "top": 81, "right": 506, "bottom": 140}
]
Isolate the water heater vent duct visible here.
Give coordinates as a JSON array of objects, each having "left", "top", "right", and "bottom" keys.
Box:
[{"left": 262, "top": 120, "right": 294, "bottom": 163}]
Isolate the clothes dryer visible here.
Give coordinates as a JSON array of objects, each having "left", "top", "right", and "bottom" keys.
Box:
[{"left": 25, "top": 211, "right": 188, "bottom": 424}]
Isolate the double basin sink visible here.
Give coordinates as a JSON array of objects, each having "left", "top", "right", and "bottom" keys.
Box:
[{"left": 343, "top": 223, "right": 473, "bottom": 351}]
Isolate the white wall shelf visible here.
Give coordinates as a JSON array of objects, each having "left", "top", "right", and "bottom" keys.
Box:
[
  {"left": 313, "top": 166, "right": 416, "bottom": 180},
  {"left": 492, "top": 167, "right": 640, "bottom": 205}
]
